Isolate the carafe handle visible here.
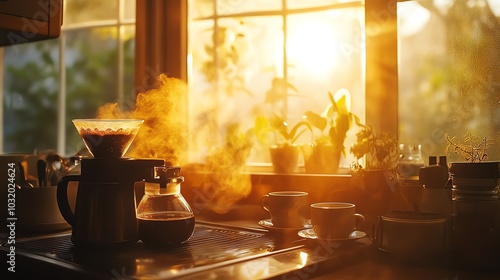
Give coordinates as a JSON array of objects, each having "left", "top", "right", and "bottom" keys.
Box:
[{"left": 57, "top": 175, "right": 80, "bottom": 226}]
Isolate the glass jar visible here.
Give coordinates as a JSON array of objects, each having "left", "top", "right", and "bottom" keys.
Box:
[
  {"left": 397, "top": 144, "right": 424, "bottom": 179},
  {"left": 136, "top": 167, "right": 195, "bottom": 245}
]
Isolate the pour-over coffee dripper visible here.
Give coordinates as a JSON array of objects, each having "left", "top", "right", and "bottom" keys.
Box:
[
  {"left": 58, "top": 119, "right": 166, "bottom": 247},
  {"left": 72, "top": 119, "right": 143, "bottom": 158}
]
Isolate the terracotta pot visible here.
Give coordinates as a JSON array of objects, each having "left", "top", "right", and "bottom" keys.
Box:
[
  {"left": 301, "top": 144, "right": 340, "bottom": 174},
  {"left": 269, "top": 145, "right": 300, "bottom": 173}
]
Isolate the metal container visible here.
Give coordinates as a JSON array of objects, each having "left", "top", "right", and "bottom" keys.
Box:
[{"left": 376, "top": 211, "right": 449, "bottom": 260}]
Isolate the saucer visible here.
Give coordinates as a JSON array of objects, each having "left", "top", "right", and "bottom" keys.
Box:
[
  {"left": 258, "top": 219, "right": 312, "bottom": 234},
  {"left": 298, "top": 228, "right": 367, "bottom": 242}
]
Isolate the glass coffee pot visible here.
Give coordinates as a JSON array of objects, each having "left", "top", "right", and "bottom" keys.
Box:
[{"left": 136, "top": 166, "right": 195, "bottom": 245}]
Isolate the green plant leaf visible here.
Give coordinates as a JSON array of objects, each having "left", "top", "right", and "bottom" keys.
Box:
[{"left": 305, "top": 111, "right": 327, "bottom": 131}]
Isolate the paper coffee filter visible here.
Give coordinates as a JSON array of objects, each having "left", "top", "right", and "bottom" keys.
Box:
[{"left": 73, "top": 119, "right": 143, "bottom": 135}]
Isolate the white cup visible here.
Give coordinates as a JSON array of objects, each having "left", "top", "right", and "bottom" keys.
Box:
[
  {"left": 311, "top": 202, "right": 365, "bottom": 239},
  {"left": 261, "top": 191, "right": 308, "bottom": 228}
]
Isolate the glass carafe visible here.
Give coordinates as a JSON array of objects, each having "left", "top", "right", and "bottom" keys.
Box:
[{"left": 136, "top": 167, "right": 195, "bottom": 245}]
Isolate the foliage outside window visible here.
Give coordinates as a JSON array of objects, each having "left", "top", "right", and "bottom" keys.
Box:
[
  {"left": 398, "top": 0, "right": 500, "bottom": 162},
  {"left": 1, "top": 0, "right": 135, "bottom": 155}
]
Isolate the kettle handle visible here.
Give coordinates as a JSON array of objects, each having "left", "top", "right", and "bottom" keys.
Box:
[{"left": 57, "top": 175, "right": 80, "bottom": 226}]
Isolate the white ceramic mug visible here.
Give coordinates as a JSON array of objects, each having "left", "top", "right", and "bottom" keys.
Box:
[
  {"left": 311, "top": 202, "right": 365, "bottom": 239},
  {"left": 261, "top": 191, "right": 308, "bottom": 228}
]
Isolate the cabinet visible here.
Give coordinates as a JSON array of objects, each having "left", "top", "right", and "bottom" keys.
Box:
[{"left": 0, "top": 0, "right": 63, "bottom": 46}]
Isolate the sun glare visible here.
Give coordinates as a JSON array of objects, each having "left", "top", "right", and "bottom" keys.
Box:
[{"left": 287, "top": 18, "right": 337, "bottom": 77}]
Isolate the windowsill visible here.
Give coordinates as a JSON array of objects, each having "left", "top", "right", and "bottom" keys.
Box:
[
  {"left": 183, "top": 162, "right": 354, "bottom": 177},
  {"left": 181, "top": 163, "right": 356, "bottom": 223}
]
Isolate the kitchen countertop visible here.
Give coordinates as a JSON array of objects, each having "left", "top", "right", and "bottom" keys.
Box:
[
  {"left": 311, "top": 257, "right": 500, "bottom": 280},
  {"left": 3, "top": 219, "right": 500, "bottom": 279}
]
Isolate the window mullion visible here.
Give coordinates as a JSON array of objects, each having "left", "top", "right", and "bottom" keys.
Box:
[
  {"left": 58, "top": 33, "right": 66, "bottom": 155},
  {"left": 117, "top": 26, "right": 124, "bottom": 107}
]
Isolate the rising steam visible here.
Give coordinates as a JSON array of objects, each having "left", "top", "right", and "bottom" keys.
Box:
[
  {"left": 96, "top": 74, "right": 252, "bottom": 214},
  {"left": 96, "top": 74, "right": 187, "bottom": 166}
]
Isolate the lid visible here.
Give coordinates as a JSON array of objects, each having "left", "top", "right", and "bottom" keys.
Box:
[
  {"left": 79, "top": 157, "right": 164, "bottom": 182},
  {"left": 144, "top": 180, "right": 182, "bottom": 195},
  {"left": 146, "top": 166, "right": 183, "bottom": 187},
  {"left": 449, "top": 161, "right": 500, "bottom": 179},
  {"left": 381, "top": 211, "right": 447, "bottom": 223}
]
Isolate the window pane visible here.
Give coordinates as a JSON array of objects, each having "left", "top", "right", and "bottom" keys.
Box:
[
  {"left": 64, "top": 0, "right": 119, "bottom": 25},
  {"left": 188, "top": 2, "right": 365, "bottom": 168},
  {"left": 65, "top": 27, "right": 119, "bottom": 155},
  {"left": 121, "top": 25, "right": 136, "bottom": 111},
  {"left": 123, "top": 0, "right": 136, "bottom": 21},
  {"left": 189, "top": 16, "right": 283, "bottom": 162},
  {"left": 191, "top": 0, "right": 215, "bottom": 18},
  {"left": 287, "top": 7, "right": 365, "bottom": 167},
  {"left": 398, "top": 0, "right": 500, "bottom": 162},
  {"left": 3, "top": 41, "right": 60, "bottom": 153}
]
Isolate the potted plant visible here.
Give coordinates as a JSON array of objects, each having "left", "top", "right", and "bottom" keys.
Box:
[
  {"left": 445, "top": 132, "right": 498, "bottom": 185},
  {"left": 445, "top": 132, "right": 500, "bottom": 269},
  {"left": 445, "top": 132, "right": 499, "bottom": 191},
  {"left": 255, "top": 114, "right": 312, "bottom": 173},
  {"left": 350, "top": 124, "right": 399, "bottom": 171},
  {"left": 349, "top": 124, "right": 400, "bottom": 232},
  {"left": 302, "top": 89, "right": 361, "bottom": 174}
]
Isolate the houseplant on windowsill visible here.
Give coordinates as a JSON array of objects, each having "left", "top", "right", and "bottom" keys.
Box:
[
  {"left": 445, "top": 132, "right": 500, "bottom": 187},
  {"left": 255, "top": 114, "right": 312, "bottom": 173},
  {"left": 349, "top": 124, "right": 401, "bottom": 232},
  {"left": 350, "top": 124, "right": 399, "bottom": 172},
  {"left": 445, "top": 132, "right": 499, "bottom": 189},
  {"left": 302, "top": 89, "right": 361, "bottom": 174},
  {"left": 445, "top": 132, "right": 500, "bottom": 269}
]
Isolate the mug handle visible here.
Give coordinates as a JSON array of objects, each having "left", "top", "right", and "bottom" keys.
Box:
[
  {"left": 354, "top": 213, "right": 365, "bottom": 230},
  {"left": 57, "top": 175, "right": 80, "bottom": 226},
  {"left": 261, "top": 195, "right": 270, "bottom": 212}
]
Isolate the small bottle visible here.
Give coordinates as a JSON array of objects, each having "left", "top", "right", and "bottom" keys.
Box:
[
  {"left": 428, "top": 156, "right": 437, "bottom": 166},
  {"left": 136, "top": 166, "right": 195, "bottom": 245}
]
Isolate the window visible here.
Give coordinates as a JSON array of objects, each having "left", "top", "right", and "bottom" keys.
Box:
[
  {"left": 0, "top": 0, "right": 135, "bottom": 155},
  {"left": 397, "top": 0, "right": 500, "bottom": 162},
  {"left": 188, "top": 0, "right": 365, "bottom": 169},
  {"left": 3, "top": 0, "right": 499, "bottom": 170},
  {"left": 187, "top": 0, "right": 500, "bottom": 170}
]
